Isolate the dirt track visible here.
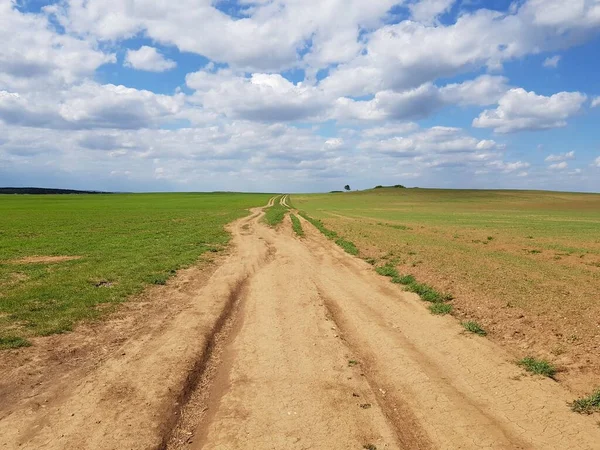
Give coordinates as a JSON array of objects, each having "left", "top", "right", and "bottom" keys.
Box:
[{"left": 2, "top": 197, "right": 600, "bottom": 449}]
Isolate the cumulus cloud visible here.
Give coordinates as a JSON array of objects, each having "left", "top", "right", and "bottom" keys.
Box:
[
  {"left": 0, "top": 83, "right": 184, "bottom": 130},
  {"left": 543, "top": 55, "right": 561, "bottom": 68},
  {"left": 187, "top": 69, "right": 327, "bottom": 121},
  {"left": 124, "top": 46, "right": 177, "bottom": 72},
  {"left": 593, "top": 156, "right": 600, "bottom": 168},
  {"left": 548, "top": 161, "right": 568, "bottom": 170},
  {"left": 410, "top": 0, "right": 456, "bottom": 24},
  {"left": 3, "top": 1, "right": 600, "bottom": 192},
  {"left": 545, "top": 151, "right": 575, "bottom": 162},
  {"left": 473, "top": 88, "right": 587, "bottom": 133},
  {"left": 591, "top": 97, "right": 600, "bottom": 108},
  {"left": 0, "top": 2, "right": 114, "bottom": 91}
]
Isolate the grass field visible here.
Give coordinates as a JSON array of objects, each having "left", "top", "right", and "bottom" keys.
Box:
[
  {"left": 0, "top": 193, "right": 271, "bottom": 348},
  {"left": 293, "top": 188, "right": 600, "bottom": 383}
]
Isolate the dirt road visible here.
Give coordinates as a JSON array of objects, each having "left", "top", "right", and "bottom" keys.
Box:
[{"left": 2, "top": 198, "right": 600, "bottom": 449}]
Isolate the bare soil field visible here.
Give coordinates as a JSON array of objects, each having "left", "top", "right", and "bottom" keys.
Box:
[{"left": 1, "top": 197, "right": 600, "bottom": 449}]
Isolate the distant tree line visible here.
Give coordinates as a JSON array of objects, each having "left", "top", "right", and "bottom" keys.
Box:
[
  {"left": 374, "top": 184, "right": 406, "bottom": 189},
  {"left": 0, "top": 187, "right": 111, "bottom": 195}
]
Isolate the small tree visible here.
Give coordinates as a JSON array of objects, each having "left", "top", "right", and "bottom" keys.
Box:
[{"left": 344, "top": 185, "right": 351, "bottom": 191}]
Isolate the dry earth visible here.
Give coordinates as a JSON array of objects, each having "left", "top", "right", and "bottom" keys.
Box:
[{"left": 1, "top": 197, "right": 600, "bottom": 449}]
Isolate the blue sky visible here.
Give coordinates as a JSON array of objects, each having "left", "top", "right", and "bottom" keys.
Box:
[{"left": 1, "top": 0, "right": 599, "bottom": 192}]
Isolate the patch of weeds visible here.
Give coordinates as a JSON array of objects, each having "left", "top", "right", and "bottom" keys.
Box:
[
  {"left": 263, "top": 201, "right": 288, "bottom": 227},
  {"left": 148, "top": 273, "right": 169, "bottom": 285},
  {"left": 526, "top": 249, "right": 542, "bottom": 254},
  {"left": 335, "top": 238, "right": 359, "bottom": 256},
  {"left": 363, "top": 445, "right": 377, "bottom": 450},
  {"left": 0, "top": 336, "right": 32, "bottom": 350},
  {"left": 429, "top": 303, "right": 453, "bottom": 315},
  {"left": 487, "top": 236, "right": 494, "bottom": 241},
  {"left": 359, "top": 403, "right": 372, "bottom": 409},
  {"left": 364, "top": 257, "right": 377, "bottom": 265},
  {"left": 517, "top": 356, "right": 556, "bottom": 378},
  {"left": 348, "top": 359, "right": 359, "bottom": 367},
  {"left": 406, "top": 281, "right": 452, "bottom": 303},
  {"left": 462, "top": 321, "right": 487, "bottom": 336},
  {"left": 570, "top": 389, "right": 600, "bottom": 414},
  {"left": 375, "top": 264, "right": 398, "bottom": 278},
  {"left": 391, "top": 274, "right": 416, "bottom": 285},
  {"left": 290, "top": 214, "right": 304, "bottom": 237}
]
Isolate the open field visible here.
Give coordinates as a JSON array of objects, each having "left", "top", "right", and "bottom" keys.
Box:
[
  {"left": 2, "top": 192, "right": 600, "bottom": 449},
  {"left": 293, "top": 188, "right": 600, "bottom": 392},
  {"left": 0, "top": 193, "right": 272, "bottom": 347}
]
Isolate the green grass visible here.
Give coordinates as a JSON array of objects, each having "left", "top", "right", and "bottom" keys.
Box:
[
  {"left": 462, "top": 321, "right": 487, "bottom": 336},
  {"left": 0, "top": 336, "right": 32, "bottom": 349},
  {"left": 290, "top": 214, "right": 304, "bottom": 237},
  {"left": 570, "top": 389, "right": 600, "bottom": 414},
  {"left": 429, "top": 303, "right": 453, "bottom": 315},
  {"left": 263, "top": 197, "right": 288, "bottom": 226},
  {"left": 0, "top": 192, "right": 272, "bottom": 344},
  {"left": 518, "top": 356, "right": 557, "bottom": 378},
  {"left": 335, "top": 238, "right": 359, "bottom": 255},
  {"left": 405, "top": 281, "right": 453, "bottom": 303},
  {"left": 298, "top": 211, "right": 359, "bottom": 256},
  {"left": 392, "top": 274, "right": 416, "bottom": 285},
  {"left": 375, "top": 264, "right": 398, "bottom": 278}
]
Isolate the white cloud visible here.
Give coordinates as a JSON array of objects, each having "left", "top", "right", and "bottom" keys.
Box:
[
  {"left": 410, "top": 0, "right": 456, "bottom": 24},
  {"left": 187, "top": 69, "right": 328, "bottom": 121},
  {"left": 593, "top": 156, "right": 600, "bottom": 168},
  {"left": 545, "top": 151, "right": 575, "bottom": 162},
  {"left": 548, "top": 161, "right": 568, "bottom": 170},
  {"left": 0, "top": 83, "right": 184, "bottom": 130},
  {"left": 124, "top": 46, "right": 177, "bottom": 72},
  {"left": 591, "top": 97, "right": 600, "bottom": 108},
  {"left": 543, "top": 55, "right": 561, "bottom": 68},
  {"left": 473, "top": 88, "right": 587, "bottom": 133},
  {"left": 0, "top": 2, "right": 114, "bottom": 92}
]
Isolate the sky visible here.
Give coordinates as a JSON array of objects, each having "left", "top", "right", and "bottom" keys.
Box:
[{"left": 1, "top": 0, "right": 600, "bottom": 193}]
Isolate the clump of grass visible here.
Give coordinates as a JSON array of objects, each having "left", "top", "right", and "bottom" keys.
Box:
[
  {"left": 570, "top": 389, "right": 600, "bottom": 414},
  {"left": 517, "top": 356, "right": 556, "bottom": 378},
  {"left": 406, "top": 281, "right": 453, "bottom": 303},
  {"left": 429, "top": 303, "right": 453, "bottom": 315},
  {"left": 0, "top": 336, "right": 32, "bottom": 349},
  {"left": 375, "top": 264, "right": 398, "bottom": 278},
  {"left": 336, "top": 238, "right": 359, "bottom": 256},
  {"left": 348, "top": 359, "right": 359, "bottom": 367},
  {"left": 263, "top": 201, "right": 288, "bottom": 226},
  {"left": 391, "top": 274, "right": 416, "bottom": 285},
  {"left": 364, "top": 257, "right": 377, "bottom": 265},
  {"left": 462, "top": 321, "right": 487, "bottom": 336},
  {"left": 363, "top": 444, "right": 377, "bottom": 450},
  {"left": 148, "top": 273, "right": 169, "bottom": 285},
  {"left": 290, "top": 214, "right": 304, "bottom": 237}
]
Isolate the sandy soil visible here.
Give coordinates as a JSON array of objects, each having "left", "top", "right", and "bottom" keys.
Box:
[{"left": 1, "top": 198, "right": 600, "bottom": 449}]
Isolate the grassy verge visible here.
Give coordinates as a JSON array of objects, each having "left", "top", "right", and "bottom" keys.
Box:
[
  {"left": 375, "top": 262, "right": 453, "bottom": 314},
  {"left": 263, "top": 197, "right": 288, "bottom": 226},
  {"left": 0, "top": 192, "right": 272, "bottom": 344},
  {"left": 298, "top": 211, "right": 359, "bottom": 256},
  {"left": 518, "top": 357, "right": 557, "bottom": 378},
  {"left": 290, "top": 214, "right": 304, "bottom": 237},
  {"left": 570, "top": 389, "right": 600, "bottom": 414}
]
